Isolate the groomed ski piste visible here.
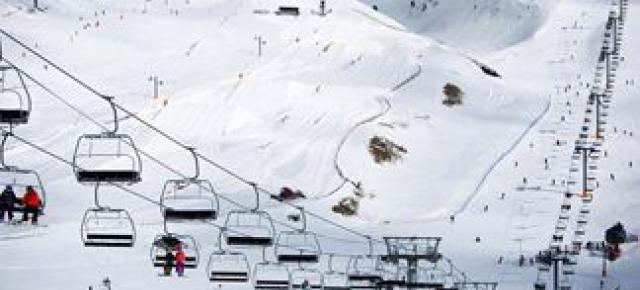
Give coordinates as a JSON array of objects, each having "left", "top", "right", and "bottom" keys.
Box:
[{"left": 0, "top": 0, "right": 638, "bottom": 289}]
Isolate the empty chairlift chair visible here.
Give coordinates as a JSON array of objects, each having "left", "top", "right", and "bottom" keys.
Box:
[
  {"left": 348, "top": 254, "right": 384, "bottom": 288},
  {"left": 151, "top": 233, "right": 199, "bottom": 269},
  {"left": 0, "top": 64, "right": 31, "bottom": 125},
  {"left": 378, "top": 263, "right": 406, "bottom": 288},
  {"left": 254, "top": 258, "right": 291, "bottom": 289},
  {"left": 160, "top": 147, "right": 219, "bottom": 221},
  {"left": 81, "top": 207, "right": 136, "bottom": 247},
  {"left": 291, "top": 267, "right": 324, "bottom": 289},
  {"left": 224, "top": 184, "right": 276, "bottom": 247},
  {"left": 81, "top": 184, "right": 135, "bottom": 247},
  {"left": 161, "top": 179, "right": 219, "bottom": 221},
  {"left": 324, "top": 255, "right": 350, "bottom": 290},
  {"left": 275, "top": 207, "right": 321, "bottom": 264},
  {"left": 73, "top": 97, "right": 142, "bottom": 184},
  {"left": 207, "top": 230, "right": 251, "bottom": 283}
]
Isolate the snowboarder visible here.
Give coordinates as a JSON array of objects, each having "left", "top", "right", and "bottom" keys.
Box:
[
  {"left": 449, "top": 215, "right": 455, "bottom": 222},
  {"left": 500, "top": 192, "right": 506, "bottom": 200},
  {"left": 483, "top": 205, "right": 489, "bottom": 212},
  {"left": 0, "top": 185, "right": 18, "bottom": 222},
  {"left": 175, "top": 244, "right": 186, "bottom": 277},
  {"left": 22, "top": 186, "right": 42, "bottom": 224},
  {"left": 163, "top": 248, "right": 175, "bottom": 276}
]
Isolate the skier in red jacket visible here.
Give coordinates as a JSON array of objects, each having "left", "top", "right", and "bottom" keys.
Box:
[{"left": 22, "top": 186, "right": 42, "bottom": 224}]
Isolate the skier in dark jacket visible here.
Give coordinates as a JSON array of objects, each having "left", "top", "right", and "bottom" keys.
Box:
[
  {"left": 0, "top": 185, "right": 18, "bottom": 222},
  {"left": 163, "top": 248, "right": 175, "bottom": 276}
]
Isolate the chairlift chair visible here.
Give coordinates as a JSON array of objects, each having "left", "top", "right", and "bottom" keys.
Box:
[
  {"left": 323, "top": 255, "right": 349, "bottom": 290},
  {"left": 207, "top": 230, "right": 251, "bottom": 283},
  {"left": 224, "top": 184, "right": 276, "bottom": 247},
  {"left": 81, "top": 208, "right": 135, "bottom": 247},
  {"left": 0, "top": 165, "right": 47, "bottom": 211},
  {"left": 347, "top": 255, "right": 383, "bottom": 288},
  {"left": 151, "top": 233, "right": 199, "bottom": 269},
  {"left": 160, "top": 147, "right": 219, "bottom": 221},
  {"left": 253, "top": 258, "right": 291, "bottom": 289},
  {"left": 291, "top": 267, "right": 324, "bottom": 289},
  {"left": 73, "top": 97, "right": 142, "bottom": 184},
  {"left": 377, "top": 262, "right": 406, "bottom": 287},
  {"left": 0, "top": 64, "right": 31, "bottom": 125},
  {"left": 275, "top": 207, "right": 321, "bottom": 264},
  {"left": 347, "top": 237, "right": 384, "bottom": 288},
  {"left": 161, "top": 179, "right": 219, "bottom": 221},
  {"left": 81, "top": 183, "right": 135, "bottom": 247}
]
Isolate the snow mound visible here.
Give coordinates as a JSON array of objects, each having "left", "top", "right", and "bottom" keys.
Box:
[{"left": 359, "top": 0, "right": 552, "bottom": 53}]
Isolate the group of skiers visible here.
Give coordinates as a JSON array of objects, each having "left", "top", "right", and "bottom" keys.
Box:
[
  {"left": 162, "top": 243, "right": 187, "bottom": 277},
  {"left": 0, "top": 185, "right": 42, "bottom": 224}
]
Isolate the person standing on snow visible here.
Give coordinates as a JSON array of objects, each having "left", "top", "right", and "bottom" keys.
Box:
[
  {"left": 175, "top": 244, "right": 186, "bottom": 277},
  {"left": 1, "top": 185, "right": 18, "bottom": 222},
  {"left": 21, "top": 186, "right": 42, "bottom": 224}
]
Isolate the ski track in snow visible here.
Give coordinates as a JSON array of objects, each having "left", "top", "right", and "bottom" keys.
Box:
[{"left": 454, "top": 98, "right": 552, "bottom": 216}]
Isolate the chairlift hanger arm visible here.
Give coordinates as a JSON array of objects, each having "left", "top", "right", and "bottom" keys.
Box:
[{"left": 187, "top": 146, "right": 199, "bottom": 180}]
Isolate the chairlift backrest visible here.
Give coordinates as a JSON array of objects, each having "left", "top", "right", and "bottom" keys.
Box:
[
  {"left": 291, "top": 268, "right": 324, "bottom": 289},
  {"left": 81, "top": 208, "right": 135, "bottom": 247},
  {"left": 73, "top": 133, "right": 142, "bottom": 184},
  {"left": 160, "top": 179, "right": 219, "bottom": 221},
  {"left": 253, "top": 262, "right": 291, "bottom": 289},
  {"left": 207, "top": 251, "right": 251, "bottom": 283},
  {"left": 0, "top": 64, "right": 31, "bottom": 125},
  {"left": 275, "top": 231, "right": 321, "bottom": 263},
  {"left": 224, "top": 210, "right": 275, "bottom": 247},
  {"left": 347, "top": 255, "right": 383, "bottom": 286}
]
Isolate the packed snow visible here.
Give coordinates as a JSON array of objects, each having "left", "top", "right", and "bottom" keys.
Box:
[{"left": 0, "top": 0, "right": 638, "bottom": 289}]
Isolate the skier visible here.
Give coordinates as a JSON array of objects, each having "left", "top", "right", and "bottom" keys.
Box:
[
  {"left": 0, "top": 185, "right": 18, "bottom": 222},
  {"left": 301, "top": 279, "right": 311, "bottom": 290},
  {"left": 22, "top": 186, "right": 42, "bottom": 224},
  {"left": 163, "top": 248, "right": 175, "bottom": 276},
  {"left": 175, "top": 244, "right": 186, "bottom": 277}
]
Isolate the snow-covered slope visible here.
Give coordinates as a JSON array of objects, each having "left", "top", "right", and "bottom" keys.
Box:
[
  {"left": 0, "top": 0, "right": 638, "bottom": 289},
  {"left": 358, "top": 0, "right": 552, "bottom": 53}
]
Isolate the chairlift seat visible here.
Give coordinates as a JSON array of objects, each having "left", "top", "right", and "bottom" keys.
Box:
[
  {"left": 253, "top": 262, "right": 291, "bottom": 289},
  {"left": 76, "top": 170, "right": 141, "bottom": 183},
  {"left": 164, "top": 208, "right": 217, "bottom": 221},
  {"left": 0, "top": 109, "right": 29, "bottom": 124},
  {"left": 153, "top": 255, "right": 198, "bottom": 268},
  {"left": 209, "top": 271, "right": 249, "bottom": 283},
  {"left": 227, "top": 236, "right": 273, "bottom": 246},
  {"left": 207, "top": 251, "right": 251, "bottom": 283},
  {"left": 348, "top": 274, "right": 383, "bottom": 282},
  {"left": 278, "top": 254, "right": 319, "bottom": 263},
  {"left": 161, "top": 179, "right": 219, "bottom": 222}
]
